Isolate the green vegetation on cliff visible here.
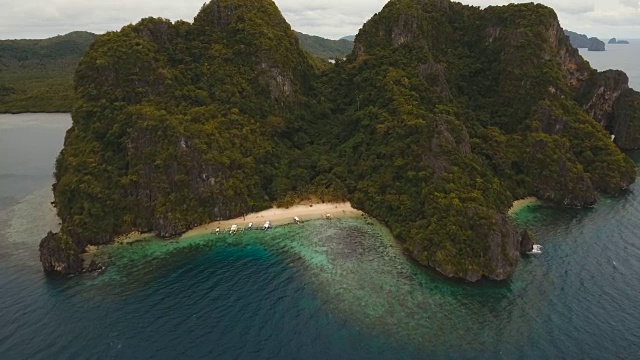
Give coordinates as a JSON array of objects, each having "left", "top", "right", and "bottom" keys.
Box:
[
  {"left": 0, "top": 31, "right": 97, "bottom": 113},
  {"left": 0, "top": 29, "right": 347, "bottom": 113},
  {"left": 52, "top": 0, "right": 333, "bottom": 246},
  {"left": 320, "top": 0, "right": 635, "bottom": 279},
  {"left": 42, "top": 0, "right": 640, "bottom": 282},
  {"left": 294, "top": 31, "right": 353, "bottom": 59}
]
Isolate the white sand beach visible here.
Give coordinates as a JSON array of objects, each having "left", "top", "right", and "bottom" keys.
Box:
[
  {"left": 91, "top": 197, "right": 533, "bottom": 249},
  {"left": 508, "top": 197, "right": 538, "bottom": 215},
  {"left": 182, "top": 202, "right": 364, "bottom": 238}
]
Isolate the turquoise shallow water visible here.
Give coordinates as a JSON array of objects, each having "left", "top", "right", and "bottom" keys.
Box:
[{"left": 2, "top": 113, "right": 640, "bottom": 359}]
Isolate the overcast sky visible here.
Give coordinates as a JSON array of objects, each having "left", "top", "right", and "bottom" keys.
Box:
[{"left": 0, "top": 0, "right": 638, "bottom": 40}]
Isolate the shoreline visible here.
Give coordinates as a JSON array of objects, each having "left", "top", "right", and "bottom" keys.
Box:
[
  {"left": 81, "top": 202, "right": 364, "bottom": 270},
  {"left": 508, "top": 197, "right": 539, "bottom": 215},
  {"left": 94, "top": 196, "right": 537, "bottom": 248},
  {"left": 84, "top": 202, "right": 364, "bottom": 254},
  {"left": 182, "top": 202, "right": 364, "bottom": 238},
  {"left": 82, "top": 198, "right": 535, "bottom": 271}
]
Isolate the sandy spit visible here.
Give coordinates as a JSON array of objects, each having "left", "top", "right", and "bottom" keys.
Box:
[{"left": 181, "top": 202, "right": 364, "bottom": 238}]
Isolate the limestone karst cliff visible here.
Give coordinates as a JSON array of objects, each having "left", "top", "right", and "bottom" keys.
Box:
[
  {"left": 576, "top": 70, "right": 640, "bottom": 149},
  {"left": 322, "top": 0, "right": 637, "bottom": 280},
  {"left": 41, "top": 0, "right": 327, "bottom": 272},
  {"left": 41, "top": 0, "right": 640, "bottom": 281}
]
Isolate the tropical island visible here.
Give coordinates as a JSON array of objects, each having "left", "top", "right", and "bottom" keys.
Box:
[
  {"left": 0, "top": 31, "right": 97, "bottom": 113},
  {"left": 39, "top": 0, "right": 640, "bottom": 282},
  {"left": 608, "top": 38, "right": 630, "bottom": 45},
  {"left": 563, "top": 29, "right": 606, "bottom": 51}
]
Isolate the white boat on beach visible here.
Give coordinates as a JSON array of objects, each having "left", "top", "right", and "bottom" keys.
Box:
[
  {"left": 527, "top": 244, "right": 542, "bottom": 255},
  {"left": 263, "top": 221, "right": 271, "bottom": 230}
]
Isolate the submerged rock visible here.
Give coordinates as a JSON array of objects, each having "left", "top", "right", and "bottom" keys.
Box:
[
  {"left": 39, "top": 231, "right": 83, "bottom": 275},
  {"left": 84, "top": 259, "right": 106, "bottom": 273}
]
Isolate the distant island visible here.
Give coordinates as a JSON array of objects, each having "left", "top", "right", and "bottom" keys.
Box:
[
  {"left": 40, "top": 0, "right": 640, "bottom": 282},
  {"left": 609, "top": 38, "right": 630, "bottom": 44},
  {"left": 0, "top": 31, "right": 97, "bottom": 113},
  {"left": 295, "top": 31, "right": 353, "bottom": 59},
  {"left": 0, "top": 30, "right": 352, "bottom": 113},
  {"left": 563, "top": 29, "right": 605, "bottom": 51},
  {"left": 588, "top": 38, "right": 606, "bottom": 51}
]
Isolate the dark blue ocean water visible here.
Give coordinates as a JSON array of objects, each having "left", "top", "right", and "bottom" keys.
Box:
[{"left": 2, "top": 73, "right": 640, "bottom": 360}]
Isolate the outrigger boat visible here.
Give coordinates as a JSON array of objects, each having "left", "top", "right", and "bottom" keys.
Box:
[{"left": 527, "top": 244, "right": 542, "bottom": 255}]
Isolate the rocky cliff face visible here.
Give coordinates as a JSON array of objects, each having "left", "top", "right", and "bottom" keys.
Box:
[
  {"left": 414, "top": 213, "right": 520, "bottom": 282},
  {"left": 555, "top": 30, "right": 591, "bottom": 89},
  {"left": 578, "top": 70, "right": 630, "bottom": 127},
  {"left": 576, "top": 71, "right": 640, "bottom": 149},
  {"left": 327, "top": 0, "right": 637, "bottom": 281},
  {"left": 612, "top": 89, "right": 640, "bottom": 149},
  {"left": 39, "top": 231, "right": 83, "bottom": 274}
]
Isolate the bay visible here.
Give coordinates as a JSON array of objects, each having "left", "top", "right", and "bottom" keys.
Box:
[{"left": 2, "top": 69, "right": 640, "bottom": 360}]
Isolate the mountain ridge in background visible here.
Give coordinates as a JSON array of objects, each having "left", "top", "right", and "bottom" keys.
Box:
[
  {"left": 294, "top": 31, "right": 353, "bottom": 59},
  {"left": 0, "top": 30, "right": 353, "bottom": 113},
  {"left": 0, "top": 31, "right": 98, "bottom": 113}
]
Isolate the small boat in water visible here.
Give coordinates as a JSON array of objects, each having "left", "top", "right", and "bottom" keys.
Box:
[
  {"left": 230, "top": 224, "right": 238, "bottom": 235},
  {"left": 263, "top": 221, "right": 271, "bottom": 230},
  {"left": 527, "top": 244, "right": 542, "bottom": 255}
]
